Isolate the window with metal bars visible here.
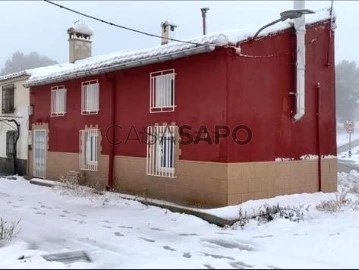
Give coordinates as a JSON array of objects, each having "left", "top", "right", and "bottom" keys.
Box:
[
  {"left": 6, "top": 130, "right": 16, "bottom": 157},
  {"left": 51, "top": 85, "right": 67, "bottom": 116},
  {"left": 80, "top": 129, "right": 99, "bottom": 171},
  {"left": 2, "top": 84, "right": 15, "bottom": 114},
  {"left": 146, "top": 125, "right": 176, "bottom": 178},
  {"left": 81, "top": 80, "right": 99, "bottom": 115},
  {"left": 150, "top": 69, "right": 175, "bottom": 113}
]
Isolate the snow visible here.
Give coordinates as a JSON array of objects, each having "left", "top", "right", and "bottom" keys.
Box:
[
  {"left": 0, "top": 71, "right": 28, "bottom": 82},
  {"left": 25, "top": 8, "right": 333, "bottom": 87},
  {"left": 274, "top": 155, "right": 336, "bottom": 162},
  {"left": 68, "top": 20, "right": 94, "bottom": 36},
  {"left": 338, "top": 144, "right": 359, "bottom": 165},
  {"left": 1, "top": 171, "right": 359, "bottom": 268}
]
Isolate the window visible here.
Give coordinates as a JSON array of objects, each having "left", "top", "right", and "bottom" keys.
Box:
[
  {"left": 150, "top": 69, "right": 175, "bottom": 113},
  {"left": 2, "top": 84, "right": 15, "bottom": 114},
  {"left": 81, "top": 80, "right": 99, "bottom": 115},
  {"left": 6, "top": 130, "right": 16, "bottom": 157},
  {"left": 51, "top": 85, "right": 67, "bottom": 116},
  {"left": 146, "top": 125, "right": 176, "bottom": 178},
  {"left": 80, "top": 129, "right": 99, "bottom": 171}
]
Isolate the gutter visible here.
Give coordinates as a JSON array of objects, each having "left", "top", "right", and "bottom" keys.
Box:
[{"left": 25, "top": 45, "right": 216, "bottom": 88}]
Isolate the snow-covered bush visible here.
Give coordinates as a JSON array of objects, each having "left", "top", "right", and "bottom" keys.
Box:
[
  {"left": 316, "top": 200, "right": 342, "bottom": 212},
  {"left": 0, "top": 218, "right": 21, "bottom": 243},
  {"left": 236, "top": 208, "right": 250, "bottom": 227},
  {"left": 56, "top": 174, "right": 103, "bottom": 199},
  {"left": 316, "top": 187, "right": 354, "bottom": 212},
  {"left": 234, "top": 204, "right": 305, "bottom": 228},
  {"left": 256, "top": 204, "right": 304, "bottom": 224}
]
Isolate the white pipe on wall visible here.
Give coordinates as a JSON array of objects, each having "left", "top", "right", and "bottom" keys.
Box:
[{"left": 293, "top": 0, "right": 306, "bottom": 121}]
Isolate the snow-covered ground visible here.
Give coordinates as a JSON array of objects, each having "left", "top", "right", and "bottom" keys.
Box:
[
  {"left": 1, "top": 174, "right": 359, "bottom": 269},
  {"left": 338, "top": 144, "right": 359, "bottom": 163}
]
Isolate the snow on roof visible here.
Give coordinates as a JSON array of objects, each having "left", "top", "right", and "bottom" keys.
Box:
[
  {"left": 25, "top": 8, "right": 333, "bottom": 87},
  {"left": 0, "top": 64, "right": 73, "bottom": 83},
  {"left": 67, "top": 20, "right": 94, "bottom": 36},
  {"left": 0, "top": 70, "right": 28, "bottom": 82}
]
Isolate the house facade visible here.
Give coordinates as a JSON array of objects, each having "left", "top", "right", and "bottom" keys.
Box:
[
  {"left": 26, "top": 9, "right": 337, "bottom": 207},
  {"left": 0, "top": 72, "right": 31, "bottom": 176}
]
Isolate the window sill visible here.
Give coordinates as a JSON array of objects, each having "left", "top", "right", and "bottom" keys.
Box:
[
  {"left": 150, "top": 105, "right": 176, "bottom": 113},
  {"left": 51, "top": 113, "right": 66, "bottom": 117},
  {"left": 81, "top": 111, "right": 100, "bottom": 115}
]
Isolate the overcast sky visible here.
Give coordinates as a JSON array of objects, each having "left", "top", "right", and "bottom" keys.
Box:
[{"left": 0, "top": 1, "right": 357, "bottom": 69}]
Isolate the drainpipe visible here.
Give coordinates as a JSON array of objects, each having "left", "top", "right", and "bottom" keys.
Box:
[
  {"left": 326, "top": 0, "right": 335, "bottom": 67},
  {"left": 316, "top": 83, "right": 322, "bottom": 191},
  {"left": 293, "top": 0, "right": 306, "bottom": 121},
  {"left": 105, "top": 74, "right": 116, "bottom": 190}
]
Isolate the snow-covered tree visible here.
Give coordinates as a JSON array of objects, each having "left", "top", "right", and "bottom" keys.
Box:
[
  {"left": 336, "top": 60, "right": 359, "bottom": 122},
  {"left": 0, "top": 51, "right": 57, "bottom": 75}
]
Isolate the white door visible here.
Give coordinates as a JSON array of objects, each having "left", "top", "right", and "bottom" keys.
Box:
[{"left": 33, "top": 129, "right": 46, "bottom": 178}]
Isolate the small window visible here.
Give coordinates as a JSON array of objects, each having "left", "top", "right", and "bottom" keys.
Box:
[
  {"left": 2, "top": 84, "right": 15, "bottom": 114},
  {"left": 6, "top": 130, "right": 16, "bottom": 157},
  {"left": 80, "top": 128, "right": 99, "bottom": 171},
  {"left": 150, "top": 69, "right": 175, "bottom": 113},
  {"left": 81, "top": 80, "right": 99, "bottom": 115},
  {"left": 146, "top": 125, "right": 176, "bottom": 178},
  {"left": 51, "top": 85, "right": 67, "bottom": 116}
]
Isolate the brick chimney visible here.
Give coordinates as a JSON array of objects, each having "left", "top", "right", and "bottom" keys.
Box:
[{"left": 67, "top": 20, "right": 94, "bottom": 63}]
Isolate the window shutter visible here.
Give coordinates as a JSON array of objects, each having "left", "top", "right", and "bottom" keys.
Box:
[
  {"left": 1, "top": 87, "right": 5, "bottom": 114},
  {"left": 9, "top": 86, "right": 14, "bottom": 113}
]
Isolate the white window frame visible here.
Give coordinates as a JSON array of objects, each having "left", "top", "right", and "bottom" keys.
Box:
[
  {"left": 80, "top": 128, "right": 99, "bottom": 171},
  {"left": 81, "top": 80, "right": 99, "bottom": 115},
  {"left": 51, "top": 85, "right": 67, "bottom": 117},
  {"left": 146, "top": 125, "right": 176, "bottom": 178},
  {"left": 150, "top": 69, "right": 175, "bottom": 113}
]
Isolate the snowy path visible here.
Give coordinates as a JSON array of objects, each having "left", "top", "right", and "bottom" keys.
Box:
[{"left": 1, "top": 177, "right": 359, "bottom": 268}]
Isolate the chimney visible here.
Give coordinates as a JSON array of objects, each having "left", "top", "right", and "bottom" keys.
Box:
[
  {"left": 161, "top": 21, "right": 177, "bottom": 45},
  {"left": 201, "top": 7, "right": 210, "bottom": 35},
  {"left": 67, "top": 20, "right": 94, "bottom": 63}
]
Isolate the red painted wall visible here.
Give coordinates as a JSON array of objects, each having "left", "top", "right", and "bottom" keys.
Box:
[
  {"left": 30, "top": 19, "right": 336, "bottom": 164},
  {"left": 30, "top": 49, "right": 229, "bottom": 162},
  {"left": 226, "top": 20, "right": 336, "bottom": 162}
]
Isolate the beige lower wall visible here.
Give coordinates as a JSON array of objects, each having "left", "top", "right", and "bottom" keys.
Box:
[
  {"left": 29, "top": 150, "right": 109, "bottom": 188},
  {"left": 114, "top": 157, "right": 337, "bottom": 207},
  {"left": 28, "top": 149, "right": 337, "bottom": 207},
  {"left": 113, "top": 156, "right": 228, "bottom": 207},
  {"left": 227, "top": 158, "right": 337, "bottom": 205}
]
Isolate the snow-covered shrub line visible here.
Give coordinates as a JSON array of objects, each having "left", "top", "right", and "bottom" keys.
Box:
[{"left": 235, "top": 204, "right": 305, "bottom": 228}]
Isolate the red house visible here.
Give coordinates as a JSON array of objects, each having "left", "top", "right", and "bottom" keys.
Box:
[{"left": 26, "top": 8, "right": 337, "bottom": 207}]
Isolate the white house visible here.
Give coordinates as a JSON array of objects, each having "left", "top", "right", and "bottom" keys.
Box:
[{"left": 0, "top": 71, "right": 31, "bottom": 176}]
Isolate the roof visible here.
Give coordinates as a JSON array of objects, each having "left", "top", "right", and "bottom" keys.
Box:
[
  {"left": 9, "top": 7, "right": 333, "bottom": 87},
  {"left": 0, "top": 70, "right": 28, "bottom": 83}
]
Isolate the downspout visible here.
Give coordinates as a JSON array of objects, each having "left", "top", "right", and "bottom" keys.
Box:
[
  {"left": 316, "top": 83, "right": 322, "bottom": 191},
  {"left": 293, "top": 0, "right": 306, "bottom": 121},
  {"left": 105, "top": 74, "right": 116, "bottom": 190},
  {"left": 326, "top": 0, "right": 335, "bottom": 67}
]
